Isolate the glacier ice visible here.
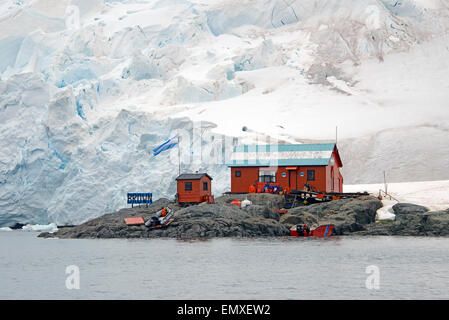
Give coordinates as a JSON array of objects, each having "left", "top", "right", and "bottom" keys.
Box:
[
  {"left": 0, "top": 78, "right": 235, "bottom": 226},
  {"left": 0, "top": 0, "right": 448, "bottom": 227},
  {"left": 22, "top": 222, "right": 58, "bottom": 232}
]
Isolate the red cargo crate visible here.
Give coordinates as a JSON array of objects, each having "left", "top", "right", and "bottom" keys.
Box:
[{"left": 124, "top": 217, "right": 145, "bottom": 226}]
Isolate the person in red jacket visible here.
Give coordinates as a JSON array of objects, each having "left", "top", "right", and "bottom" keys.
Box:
[{"left": 249, "top": 185, "right": 256, "bottom": 193}]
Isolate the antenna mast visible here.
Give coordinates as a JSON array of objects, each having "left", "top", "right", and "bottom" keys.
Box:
[
  {"left": 178, "top": 133, "right": 181, "bottom": 175},
  {"left": 335, "top": 126, "right": 338, "bottom": 145}
]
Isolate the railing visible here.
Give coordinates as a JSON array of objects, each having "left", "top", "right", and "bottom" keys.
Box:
[{"left": 378, "top": 189, "right": 399, "bottom": 202}]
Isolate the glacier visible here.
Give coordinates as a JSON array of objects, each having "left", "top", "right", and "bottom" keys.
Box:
[
  {"left": 21, "top": 222, "right": 58, "bottom": 232},
  {"left": 0, "top": 0, "right": 449, "bottom": 227}
]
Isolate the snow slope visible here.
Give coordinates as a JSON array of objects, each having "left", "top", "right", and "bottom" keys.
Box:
[
  {"left": 0, "top": 0, "right": 448, "bottom": 226},
  {"left": 345, "top": 179, "right": 449, "bottom": 221},
  {"left": 345, "top": 180, "right": 449, "bottom": 211}
]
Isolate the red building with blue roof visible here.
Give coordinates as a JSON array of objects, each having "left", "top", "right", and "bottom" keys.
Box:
[{"left": 228, "top": 143, "right": 343, "bottom": 194}]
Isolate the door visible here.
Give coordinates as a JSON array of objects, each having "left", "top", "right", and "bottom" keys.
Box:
[
  {"left": 288, "top": 170, "right": 297, "bottom": 190},
  {"left": 331, "top": 167, "right": 334, "bottom": 192}
]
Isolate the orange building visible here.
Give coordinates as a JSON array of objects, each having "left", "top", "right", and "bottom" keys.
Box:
[
  {"left": 228, "top": 143, "right": 343, "bottom": 194},
  {"left": 176, "top": 173, "right": 213, "bottom": 204}
]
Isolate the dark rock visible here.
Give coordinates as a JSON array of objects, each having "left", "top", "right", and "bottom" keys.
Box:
[
  {"left": 215, "top": 193, "right": 284, "bottom": 209},
  {"left": 262, "top": 207, "right": 280, "bottom": 221},
  {"left": 354, "top": 207, "right": 449, "bottom": 236},
  {"left": 392, "top": 203, "right": 429, "bottom": 215},
  {"left": 390, "top": 207, "right": 449, "bottom": 236},
  {"left": 10, "top": 223, "right": 25, "bottom": 230},
  {"left": 42, "top": 195, "right": 291, "bottom": 239},
  {"left": 39, "top": 193, "right": 447, "bottom": 239},
  {"left": 280, "top": 213, "right": 317, "bottom": 226},
  {"left": 239, "top": 204, "right": 279, "bottom": 221},
  {"left": 281, "top": 196, "right": 382, "bottom": 235}
]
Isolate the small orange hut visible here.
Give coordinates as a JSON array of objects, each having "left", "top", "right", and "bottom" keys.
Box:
[{"left": 176, "top": 173, "right": 214, "bottom": 204}]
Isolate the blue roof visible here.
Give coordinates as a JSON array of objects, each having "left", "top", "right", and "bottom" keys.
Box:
[
  {"left": 228, "top": 143, "right": 337, "bottom": 167},
  {"left": 229, "top": 158, "right": 331, "bottom": 166},
  {"left": 233, "top": 143, "right": 336, "bottom": 153}
]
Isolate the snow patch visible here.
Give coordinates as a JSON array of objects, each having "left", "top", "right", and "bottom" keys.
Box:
[
  {"left": 22, "top": 223, "right": 58, "bottom": 233},
  {"left": 376, "top": 200, "right": 397, "bottom": 221},
  {"left": 345, "top": 180, "right": 449, "bottom": 210}
]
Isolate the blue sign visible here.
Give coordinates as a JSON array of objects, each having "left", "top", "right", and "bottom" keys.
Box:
[
  {"left": 300, "top": 172, "right": 304, "bottom": 177},
  {"left": 127, "top": 193, "right": 153, "bottom": 205},
  {"left": 282, "top": 172, "right": 287, "bottom": 178}
]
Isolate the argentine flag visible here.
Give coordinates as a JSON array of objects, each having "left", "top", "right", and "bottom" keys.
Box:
[{"left": 153, "top": 134, "right": 178, "bottom": 156}]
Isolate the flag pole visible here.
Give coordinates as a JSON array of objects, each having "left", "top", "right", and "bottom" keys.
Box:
[
  {"left": 335, "top": 126, "right": 338, "bottom": 145},
  {"left": 178, "top": 133, "right": 181, "bottom": 175}
]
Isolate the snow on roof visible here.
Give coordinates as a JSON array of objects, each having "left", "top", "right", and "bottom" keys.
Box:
[{"left": 228, "top": 143, "right": 337, "bottom": 167}]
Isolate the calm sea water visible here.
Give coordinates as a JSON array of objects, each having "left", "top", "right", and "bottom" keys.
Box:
[{"left": 0, "top": 231, "right": 448, "bottom": 299}]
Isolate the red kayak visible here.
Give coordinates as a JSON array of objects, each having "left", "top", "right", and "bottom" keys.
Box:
[{"left": 290, "top": 224, "right": 334, "bottom": 237}]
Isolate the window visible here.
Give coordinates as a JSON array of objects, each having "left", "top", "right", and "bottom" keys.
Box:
[
  {"left": 203, "top": 182, "right": 208, "bottom": 191},
  {"left": 307, "top": 170, "right": 315, "bottom": 181},
  {"left": 235, "top": 170, "right": 241, "bottom": 177},
  {"left": 259, "top": 170, "right": 276, "bottom": 183},
  {"left": 185, "top": 182, "right": 192, "bottom": 191}
]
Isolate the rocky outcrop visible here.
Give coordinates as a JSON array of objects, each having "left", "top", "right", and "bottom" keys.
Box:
[
  {"left": 356, "top": 205, "right": 449, "bottom": 236},
  {"left": 215, "top": 193, "right": 284, "bottom": 209},
  {"left": 279, "top": 196, "right": 383, "bottom": 235},
  {"left": 38, "top": 195, "right": 448, "bottom": 239},
  {"left": 392, "top": 203, "right": 429, "bottom": 215},
  {"left": 40, "top": 196, "right": 290, "bottom": 239},
  {"left": 280, "top": 213, "right": 317, "bottom": 226}
]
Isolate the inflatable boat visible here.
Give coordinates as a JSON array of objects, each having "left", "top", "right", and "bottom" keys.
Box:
[
  {"left": 290, "top": 224, "right": 334, "bottom": 237},
  {"left": 145, "top": 207, "right": 174, "bottom": 229}
]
